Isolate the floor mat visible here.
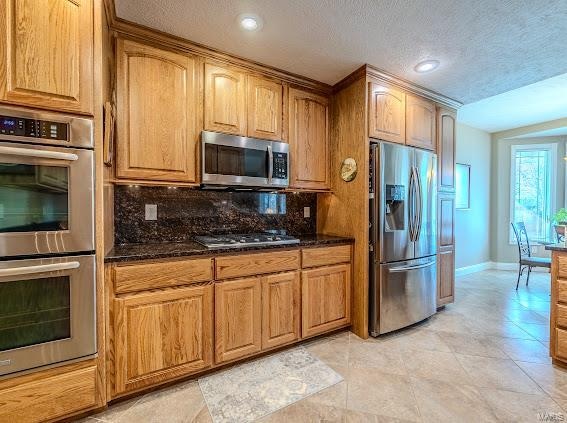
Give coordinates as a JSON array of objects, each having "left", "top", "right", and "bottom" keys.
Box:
[{"left": 198, "top": 346, "right": 343, "bottom": 423}]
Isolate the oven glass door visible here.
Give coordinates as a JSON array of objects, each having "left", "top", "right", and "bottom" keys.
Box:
[
  {"left": 204, "top": 143, "right": 269, "bottom": 178},
  {"left": 0, "top": 255, "right": 96, "bottom": 376},
  {"left": 0, "top": 142, "right": 94, "bottom": 257}
]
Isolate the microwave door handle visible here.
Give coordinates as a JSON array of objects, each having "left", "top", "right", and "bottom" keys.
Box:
[
  {"left": 267, "top": 145, "right": 273, "bottom": 183},
  {"left": 0, "top": 146, "right": 78, "bottom": 161},
  {"left": 0, "top": 261, "right": 80, "bottom": 278}
]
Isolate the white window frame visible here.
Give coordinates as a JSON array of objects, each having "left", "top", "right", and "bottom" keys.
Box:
[{"left": 509, "top": 143, "right": 557, "bottom": 244}]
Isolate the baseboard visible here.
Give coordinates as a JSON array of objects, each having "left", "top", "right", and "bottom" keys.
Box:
[
  {"left": 455, "top": 261, "right": 550, "bottom": 277},
  {"left": 491, "top": 262, "right": 549, "bottom": 272},
  {"left": 455, "top": 261, "right": 493, "bottom": 277}
]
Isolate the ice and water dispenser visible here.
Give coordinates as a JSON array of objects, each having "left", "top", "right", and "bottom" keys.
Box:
[{"left": 384, "top": 184, "right": 405, "bottom": 231}]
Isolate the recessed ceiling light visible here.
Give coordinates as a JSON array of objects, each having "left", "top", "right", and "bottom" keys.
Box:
[
  {"left": 238, "top": 14, "right": 263, "bottom": 31},
  {"left": 414, "top": 60, "right": 440, "bottom": 73}
]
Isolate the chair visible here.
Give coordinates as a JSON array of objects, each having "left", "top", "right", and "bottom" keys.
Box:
[
  {"left": 555, "top": 224, "right": 566, "bottom": 243},
  {"left": 511, "top": 222, "right": 551, "bottom": 290}
]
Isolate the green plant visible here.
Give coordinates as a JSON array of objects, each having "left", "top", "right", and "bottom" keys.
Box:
[{"left": 552, "top": 208, "right": 567, "bottom": 224}]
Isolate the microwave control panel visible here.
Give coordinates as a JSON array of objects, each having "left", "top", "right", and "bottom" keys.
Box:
[
  {"left": 0, "top": 115, "right": 68, "bottom": 141},
  {"left": 272, "top": 152, "right": 288, "bottom": 179}
]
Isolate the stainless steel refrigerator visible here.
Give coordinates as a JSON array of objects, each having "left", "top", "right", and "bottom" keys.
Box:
[{"left": 369, "top": 141, "right": 437, "bottom": 336}]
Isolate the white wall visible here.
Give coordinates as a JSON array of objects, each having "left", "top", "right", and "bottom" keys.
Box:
[{"left": 455, "top": 123, "right": 492, "bottom": 269}]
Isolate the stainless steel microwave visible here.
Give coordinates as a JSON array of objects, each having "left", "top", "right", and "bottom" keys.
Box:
[{"left": 201, "top": 131, "right": 289, "bottom": 189}]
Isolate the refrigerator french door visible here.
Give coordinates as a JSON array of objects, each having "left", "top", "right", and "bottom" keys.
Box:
[{"left": 369, "top": 141, "right": 437, "bottom": 336}]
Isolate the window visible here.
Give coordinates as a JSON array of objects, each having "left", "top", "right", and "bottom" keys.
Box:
[{"left": 510, "top": 144, "right": 557, "bottom": 243}]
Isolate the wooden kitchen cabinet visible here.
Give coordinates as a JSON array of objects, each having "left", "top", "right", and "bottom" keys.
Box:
[
  {"left": 406, "top": 94, "right": 436, "bottom": 151},
  {"left": 301, "top": 263, "right": 351, "bottom": 338},
  {"left": 288, "top": 87, "right": 330, "bottom": 190},
  {"left": 106, "top": 243, "right": 352, "bottom": 397},
  {"left": 204, "top": 63, "right": 247, "bottom": 135},
  {"left": 215, "top": 277, "right": 262, "bottom": 363},
  {"left": 437, "top": 194, "right": 455, "bottom": 306},
  {"left": 0, "top": 0, "right": 93, "bottom": 114},
  {"left": 368, "top": 83, "right": 406, "bottom": 144},
  {"left": 247, "top": 75, "right": 284, "bottom": 140},
  {"left": 0, "top": 362, "right": 98, "bottom": 423},
  {"left": 437, "top": 247, "right": 455, "bottom": 306},
  {"left": 113, "top": 283, "right": 213, "bottom": 394},
  {"left": 437, "top": 107, "right": 457, "bottom": 192},
  {"left": 116, "top": 39, "right": 199, "bottom": 182},
  {"left": 439, "top": 195, "right": 455, "bottom": 248},
  {"left": 262, "top": 271, "right": 300, "bottom": 349}
]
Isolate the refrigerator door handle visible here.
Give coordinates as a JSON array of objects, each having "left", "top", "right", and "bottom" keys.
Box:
[
  {"left": 408, "top": 167, "right": 414, "bottom": 241},
  {"left": 409, "top": 166, "right": 418, "bottom": 241},
  {"left": 388, "top": 260, "right": 436, "bottom": 273},
  {"left": 415, "top": 168, "right": 423, "bottom": 240}
]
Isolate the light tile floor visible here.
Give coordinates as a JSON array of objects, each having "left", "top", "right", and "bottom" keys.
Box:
[{"left": 82, "top": 270, "right": 567, "bottom": 422}]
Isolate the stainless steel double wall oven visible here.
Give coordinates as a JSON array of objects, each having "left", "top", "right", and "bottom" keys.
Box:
[{"left": 0, "top": 106, "right": 96, "bottom": 377}]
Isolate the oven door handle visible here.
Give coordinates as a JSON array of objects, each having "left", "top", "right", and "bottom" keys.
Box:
[
  {"left": 0, "top": 146, "right": 79, "bottom": 161},
  {"left": 0, "top": 261, "right": 80, "bottom": 277}
]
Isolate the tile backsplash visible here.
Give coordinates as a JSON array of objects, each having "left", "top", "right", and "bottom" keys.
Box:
[{"left": 114, "top": 186, "right": 317, "bottom": 244}]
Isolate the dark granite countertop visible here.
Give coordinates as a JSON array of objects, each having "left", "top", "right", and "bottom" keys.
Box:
[
  {"left": 105, "top": 234, "right": 354, "bottom": 263},
  {"left": 545, "top": 243, "right": 567, "bottom": 252}
]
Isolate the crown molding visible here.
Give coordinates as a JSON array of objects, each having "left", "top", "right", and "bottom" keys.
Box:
[{"left": 334, "top": 64, "right": 462, "bottom": 110}]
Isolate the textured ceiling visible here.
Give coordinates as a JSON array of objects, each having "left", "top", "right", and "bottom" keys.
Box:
[
  {"left": 457, "top": 72, "right": 567, "bottom": 132},
  {"left": 114, "top": 0, "right": 567, "bottom": 104}
]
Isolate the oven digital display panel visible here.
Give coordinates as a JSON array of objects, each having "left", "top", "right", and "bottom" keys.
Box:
[{"left": 0, "top": 115, "right": 68, "bottom": 140}]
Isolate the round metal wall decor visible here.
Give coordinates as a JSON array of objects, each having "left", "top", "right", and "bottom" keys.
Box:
[{"left": 340, "top": 158, "right": 358, "bottom": 182}]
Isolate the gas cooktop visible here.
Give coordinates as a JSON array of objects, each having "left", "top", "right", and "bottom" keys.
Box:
[{"left": 194, "top": 233, "right": 300, "bottom": 249}]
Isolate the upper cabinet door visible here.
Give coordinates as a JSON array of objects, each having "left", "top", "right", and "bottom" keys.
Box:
[
  {"left": 0, "top": 0, "right": 93, "bottom": 114},
  {"left": 437, "top": 107, "right": 456, "bottom": 192},
  {"left": 204, "top": 63, "right": 246, "bottom": 135},
  {"left": 406, "top": 94, "right": 436, "bottom": 151},
  {"left": 116, "top": 39, "right": 199, "bottom": 182},
  {"left": 288, "top": 87, "right": 330, "bottom": 191},
  {"left": 247, "top": 75, "right": 283, "bottom": 140},
  {"left": 368, "top": 83, "right": 405, "bottom": 144}
]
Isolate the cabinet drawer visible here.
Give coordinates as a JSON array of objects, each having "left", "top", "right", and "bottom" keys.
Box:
[
  {"left": 558, "top": 253, "right": 567, "bottom": 279},
  {"left": 556, "top": 328, "right": 567, "bottom": 361},
  {"left": 114, "top": 258, "right": 213, "bottom": 293},
  {"left": 302, "top": 245, "right": 351, "bottom": 268},
  {"left": 557, "top": 304, "right": 567, "bottom": 328},
  {"left": 215, "top": 250, "right": 300, "bottom": 280},
  {"left": 0, "top": 365, "right": 97, "bottom": 423},
  {"left": 557, "top": 279, "right": 567, "bottom": 304}
]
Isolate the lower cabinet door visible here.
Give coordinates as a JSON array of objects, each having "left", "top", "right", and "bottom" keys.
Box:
[
  {"left": 301, "top": 264, "right": 351, "bottom": 338},
  {"left": 215, "top": 277, "right": 262, "bottom": 363},
  {"left": 262, "top": 271, "right": 300, "bottom": 349},
  {"left": 113, "top": 283, "right": 213, "bottom": 395},
  {"left": 437, "top": 247, "right": 455, "bottom": 306}
]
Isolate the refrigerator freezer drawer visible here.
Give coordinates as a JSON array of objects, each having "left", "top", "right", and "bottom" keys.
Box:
[{"left": 372, "top": 257, "right": 437, "bottom": 336}]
